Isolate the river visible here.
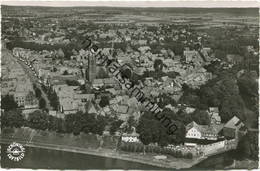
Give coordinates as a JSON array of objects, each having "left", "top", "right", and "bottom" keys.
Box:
[
  {"left": 1, "top": 144, "right": 163, "bottom": 169},
  {"left": 1, "top": 144, "right": 239, "bottom": 169}
]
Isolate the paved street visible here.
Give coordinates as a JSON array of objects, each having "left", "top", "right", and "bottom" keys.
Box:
[{"left": 9, "top": 50, "right": 52, "bottom": 110}]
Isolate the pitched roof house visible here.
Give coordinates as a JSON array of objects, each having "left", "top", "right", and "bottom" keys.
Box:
[
  {"left": 223, "top": 116, "right": 245, "bottom": 139},
  {"left": 186, "top": 121, "right": 219, "bottom": 140}
]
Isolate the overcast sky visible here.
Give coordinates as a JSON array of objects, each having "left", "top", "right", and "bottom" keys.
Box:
[{"left": 1, "top": 1, "right": 259, "bottom": 7}]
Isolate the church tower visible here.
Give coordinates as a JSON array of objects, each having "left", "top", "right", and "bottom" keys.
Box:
[
  {"left": 84, "top": 53, "right": 96, "bottom": 92},
  {"left": 88, "top": 53, "right": 96, "bottom": 83}
]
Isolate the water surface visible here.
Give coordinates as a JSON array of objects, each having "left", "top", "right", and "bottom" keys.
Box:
[{"left": 1, "top": 144, "right": 163, "bottom": 169}]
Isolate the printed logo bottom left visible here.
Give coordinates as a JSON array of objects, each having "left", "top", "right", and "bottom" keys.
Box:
[{"left": 6, "top": 142, "right": 25, "bottom": 162}]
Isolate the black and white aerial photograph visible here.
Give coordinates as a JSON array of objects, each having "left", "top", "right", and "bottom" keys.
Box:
[{"left": 0, "top": 1, "right": 259, "bottom": 170}]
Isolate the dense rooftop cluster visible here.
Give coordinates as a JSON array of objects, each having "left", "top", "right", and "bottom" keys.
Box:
[{"left": 1, "top": 6, "right": 258, "bottom": 161}]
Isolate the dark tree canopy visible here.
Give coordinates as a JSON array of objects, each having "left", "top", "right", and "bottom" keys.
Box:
[
  {"left": 191, "top": 109, "right": 210, "bottom": 125},
  {"left": 109, "top": 119, "right": 123, "bottom": 135},
  {"left": 153, "top": 59, "right": 164, "bottom": 71},
  {"left": 237, "top": 71, "right": 258, "bottom": 113},
  {"left": 47, "top": 115, "right": 64, "bottom": 132},
  {"left": 236, "top": 131, "right": 258, "bottom": 160},
  {"left": 1, "top": 110, "right": 24, "bottom": 128},
  {"left": 28, "top": 110, "right": 48, "bottom": 130},
  {"left": 47, "top": 89, "right": 60, "bottom": 110},
  {"left": 180, "top": 74, "right": 248, "bottom": 123},
  {"left": 35, "top": 87, "right": 42, "bottom": 99},
  {"left": 66, "top": 80, "right": 80, "bottom": 86},
  {"left": 136, "top": 110, "right": 185, "bottom": 147},
  {"left": 1, "top": 95, "right": 18, "bottom": 111},
  {"left": 125, "top": 115, "right": 136, "bottom": 133},
  {"left": 39, "top": 97, "right": 46, "bottom": 109},
  {"left": 64, "top": 111, "right": 108, "bottom": 136},
  {"left": 99, "top": 96, "right": 110, "bottom": 108}
]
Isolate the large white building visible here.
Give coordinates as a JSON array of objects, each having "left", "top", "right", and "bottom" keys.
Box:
[{"left": 185, "top": 121, "right": 219, "bottom": 140}]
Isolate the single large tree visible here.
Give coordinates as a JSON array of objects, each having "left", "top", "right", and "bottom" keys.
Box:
[
  {"left": 35, "top": 87, "right": 42, "bottom": 99},
  {"left": 99, "top": 96, "right": 110, "bottom": 108},
  {"left": 191, "top": 109, "right": 210, "bottom": 125},
  {"left": 48, "top": 90, "right": 59, "bottom": 110},
  {"left": 39, "top": 97, "right": 46, "bottom": 109}
]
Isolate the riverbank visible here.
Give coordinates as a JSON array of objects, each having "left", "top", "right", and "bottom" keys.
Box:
[
  {"left": 1, "top": 143, "right": 162, "bottom": 169},
  {"left": 1, "top": 138, "right": 207, "bottom": 169},
  {"left": 1, "top": 127, "right": 206, "bottom": 169}
]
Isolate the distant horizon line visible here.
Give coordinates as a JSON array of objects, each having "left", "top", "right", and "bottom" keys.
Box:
[
  {"left": 1, "top": 4, "right": 259, "bottom": 8},
  {"left": 1, "top": 1, "right": 259, "bottom": 8}
]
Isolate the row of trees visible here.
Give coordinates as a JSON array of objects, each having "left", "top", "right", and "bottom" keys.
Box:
[
  {"left": 33, "top": 84, "right": 46, "bottom": 109},
  {"left": 26, "top": 110, "right": 109, "bottom": 135},
  {"left": 64, "top": 111, "right": 107, "bottom": 135},
  {"left": 1, "top": 109, "right": 58, "bottom": 131},
  {"left": 41, "top": 85, "right": 59, "bottom": 111},
  {"left": 2, "top": 109, "right": 194, "bottom": 159},
  {"left": 48, "top": 90, "right": 59, "bottom": 110},
  {"left": 1, "top": 109, "right": 125, "bottom": 137},
  {"left": 120, "top": 142, "right": 193, "bottom": 159}
]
